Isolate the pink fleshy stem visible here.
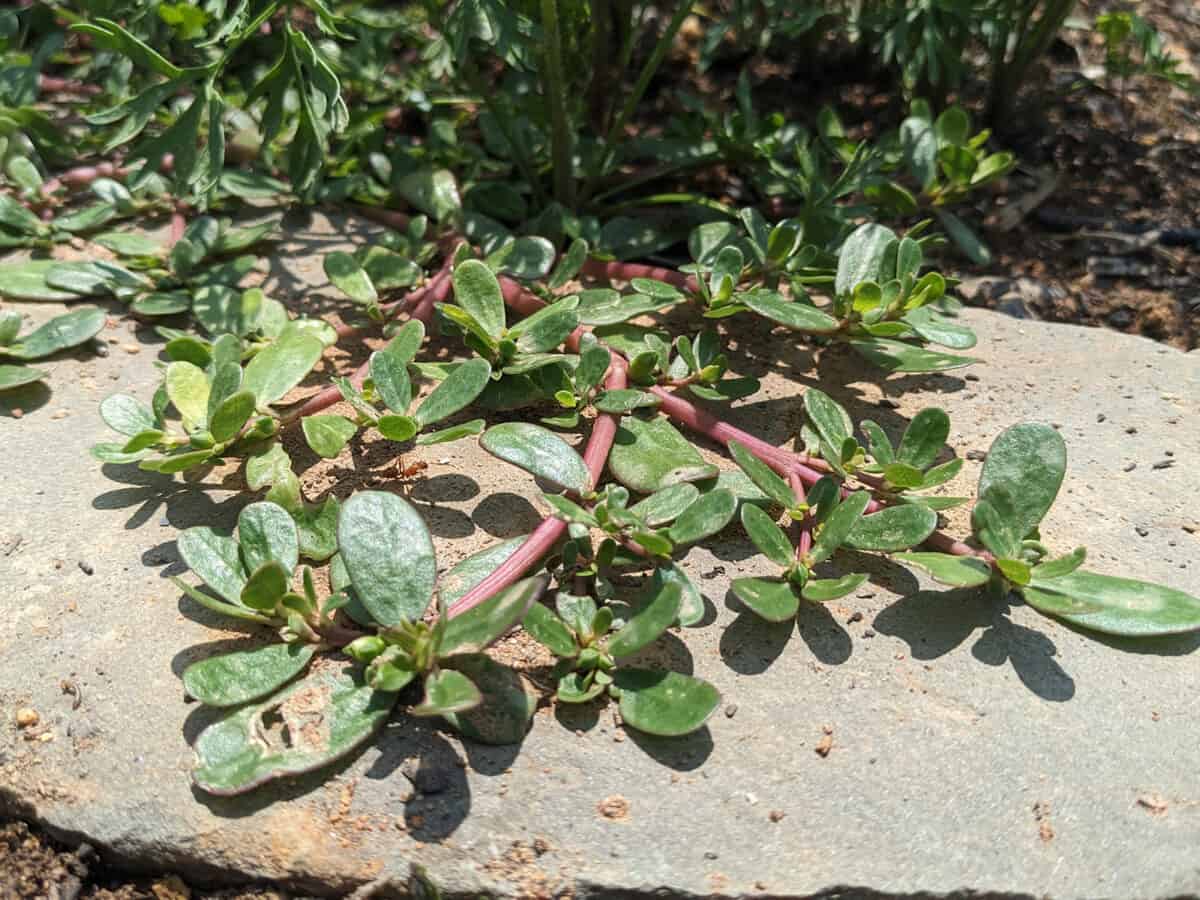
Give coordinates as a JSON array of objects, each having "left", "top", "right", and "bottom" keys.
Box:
[
  {"left": 168, "top": 207, "right": 187, "bottom": 245},
  {"left": 446, "top": 356, "right": 628, "bottom": 618},
  {"left": 579, "top": 258, "right": 697, "bottom": 293},
  {"left": 38, "top": 75, "right": 103, "bottom": 96},
  {"left": 279, "top": 282, "right": 444, "bottom": 427},
  {"left": 37, "top": 154, "right": 174, "bottom": 200}
]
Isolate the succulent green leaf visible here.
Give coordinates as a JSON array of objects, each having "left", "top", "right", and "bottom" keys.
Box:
[
  {"left": 810, "top": 491, "right": 870, "bottom": 563},
  {"left": 804, "top": 388, "right": 852, "bottom": 450},
  {"left": 666, "top": 488, "right": 737, "bottom": 546},
  {"left": 1, "top": 308, "right": 106, "bottom": 361},
  {"left": 439, "top": 536, "right": 527, "bottom": 607},
  {"left": 978, "top": 423, "right": 1066, "bottom": 540},
  {"left": 451, "top": 259, "right": 506, "bottom": 338},
  {"left": 836, "top": 223, "right": 897, "bottom": 296},
  {"left": 731, "top": 576, "right": 800, "bottom": 622},
  {"left": 480, "top": 422, "right": 592, "bottom": 494},
  {"left": 802, "top": 573, "right": 869, "bottom": 602},
  {"left": 997, "top": 558, "right": 1032, "bottom": 586},
  {"left": 0, "top": 260, "right": 92, "bottom": 302},
  {"left": 183, "top": 643, "right": 316, "bottom": 708},
  {"left": 413, "top": 356, "right": 491, "bottom": 427},
  {"left": 850, "top": 337, "right": 976, "bottom": 373},
  {"left": 440, "top": 575, "right": 546, "bottom": 655},
  {"left": 593, "top": 389, "right": 660, "bottom": 413},
  {"left": 377, "top": 415, "right": 418, "bottom": 442},
  {"left": 614, "top": 669, "right": 720, "bottom": 737},
  {"left": 894, "top": 552, "right": 992, "bottom": 587},
  {"left": 337, "top": 491, "right": 436, "bottom": 625},
  {"left": 241, "top": 329, "right": 324, "bottom": 407},
  {"left": 370, "top": 346, "right": 412, "bottom": 413},
  {"left": 728, "top": 440, "right": 795, "bottom": 509},
  {"left": 512, "top": 297, "right": 579, "bottom": 353},
  {"left": 896, "top": 408, "right": 950, "bottom": 469},
  {"left": 557, "top": 671, "right": 605, "bottom": 703},
  {"left": 0, "top": 363, "right": 48, "bottom": 390},
  {"left": 178, "top": 527, "right": 246, "bottom": 605},
  {"left": 165, "top": 361, "right": 211, "bottom": 429},
  {"left": 239, "top": 561, "right": 290, "bottom": 611},
  {"left": 191, "top": 666, "right": 398, "bottom": 796},
  {"left": 739, "top": 290, "right": 839, "bottom": 333},
  {"left": 1024, "top": 571, "right": 1200, "bottom": 637},
  {"left": 238, "top": 501, "right": 299, "bottom": 575},
  {"left": 1032, "top": 547, "right": 1086, "bottom": 580},
  {"left": 415, "top": 418, "right": 486, "bottom": 445},
  {"left": 740, "top": 504, "right": 794, "bottom": 568},
  {"left": 100, "top": 394, "right": 157, "bottom": 436},
  {"left": 413, "top": 669, "right": 482, "bottom": 717},
  {"left": 902, "top": 306, "right": 977, "bottom": 350},
  {"left": 607, "top": 578, "right": 683, "bottom": 658},
  {"left": 302, "top": 414, "right": 357, "bottom": 458},
  {"left": 210, "top": 390, "right": 256, "bottom": 443},
  {"left": 609, "top": 415, "right": 718, "bottom": 493},
  {"left": 630, "top": 483, "right": 701, "bottom": 526},
  {"left": 575, "top": 288, "right": 677, "bottom": 326},
  {"left": 522, "top": 603, "right": 578, "bottom": 657},
  {"left": 971, "top": 492, "right": 1021, "bottom": 559},
  {"left": 324, "top": 251, "right": 378, "bottom": 305},
  {"left": 846, "top": 503, "right": 937, "bottom": 551}
]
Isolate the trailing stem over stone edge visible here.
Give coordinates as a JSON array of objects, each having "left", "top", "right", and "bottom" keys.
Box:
[{"left": 66, "top": 216, "right": 1200, "bottom": 797}]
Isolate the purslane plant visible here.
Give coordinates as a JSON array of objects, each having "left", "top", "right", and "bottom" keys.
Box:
[{"left": 102, "top": 214, "right": 1197, "bottom": 797}]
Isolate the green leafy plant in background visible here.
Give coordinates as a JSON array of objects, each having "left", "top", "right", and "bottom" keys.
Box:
[{"left": 1, "top": 0, "right": 1196, "bottom": 802}]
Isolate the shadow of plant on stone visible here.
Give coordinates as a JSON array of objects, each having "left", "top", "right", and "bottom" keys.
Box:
[
  {"left": 366, "top": 720, "right": 473, "bottom": 841},
  {"left": 1058, "top": 624, "right": 1200, "bottom": 657},
  {"left": 872, "top": 588, "right": 1077, "bottom": 702},
  {"left": 93, "top": 463, "right": 245, "bottom": 531},
  {"left": 408, "top": 473, "right": 480, "bottom": 504},
  {"left": 719, "top": 605, "right": 794, "bottom": 675},
  {"left": 795, "top": 601, "right": 853, "bottom": 665},
  {"left": 472, "top": 491, "right": 543, "bottom": 538},
  {"left": 626, "top": 724, "right": 715, "bottom": 772}
]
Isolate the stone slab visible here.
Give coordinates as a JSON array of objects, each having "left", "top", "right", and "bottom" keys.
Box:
[{"left": 2, "top": 220, "right": 1199, "bottom": 898}]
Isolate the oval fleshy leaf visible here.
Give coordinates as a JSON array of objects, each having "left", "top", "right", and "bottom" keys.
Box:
[
  {"left": 728, "top": 440, "right": 794, "bottom": 508},
  {"left": 666, "top": 488, "right": 737, "bottom": 546},
  {"left": 1, "top": 308, "right": 106, "bottom": 360},
  {"left": 739, "top": 289, "right": 839, "bottom": 333},
  {"left": 614, "top": 669, "right": 720, "bottom": 737},
  {"left": 324, "top": 251, "right": 377, "bottom": 305},
  {"left": 302, "top": 414, "right": 357, "bottom": 459},
  {"left": 731, "top": 577, "right": 800, "bottom": 622},
  {"left": 801, "top": 572, "right": 868, "bottom": 602},
  {"left": 413, "top": 356, "right": 491, "bottom": 427},
  {"left": 1025, "top": 571, "right": 1200, "bottom": 637},
  {"left": 369, "top": 344, "right": 412, "bottom": 413},
  {"left": 98, "top": 395, "right": 158, "bottom": 437},
  {"left": 845, "top": 504, "right": 937, "bottom": 551},
  {"left": 809, "top": 491, "right": 871, "bottom": 563},
  {"left": 522, "top": 603, "right": 577, "bottom": 657},
  {"left": 836, "top": 223, "right": 897, "bottom": 296},
  {"left": 191, "top": 666, "right": 398, "bottom": 796},
  {"left": 480, "top": 422, "right": 592, "bottom": 494},
  {"left": 412, "top": 669, "right": 481, "bottom": 716},
  {"left": 210, "top": 390, "right": 256, "bottom": 443},
  {"left": 978, "top": 423, "right": 1066, "bottom": 540},
  {"left": 629, "top": 483, "right": 701, "bottom": 526},
  {"left": 609, "top": 415, "right": 718, "bottom": 493},
  {"left": 238, "top": 501, "right": 299, "bottom": 575},
  {"left": 337, "top": 491, "right": 436, "bottom": 625},
  {"left": 442, "top": 654, "right": 537, "bottom": 744},
  {"left": 440, "top": 575, "right": 546, "bottom": 655},
  {"left": 165, "top": 361, "right": 211, "bottom": 430},
  {"left": 893, "top": 552, "right": 991, "bottom": 587},
  {"left": 804, "top": 388, "right": 852, "bottom": 450},
  {"left": 740, "top": 504, "right": 793, "bottom": 568},
  {"left": 183, "top": 643, "right": 316, "bottom": 707},
  {"left": 607, "top": 578, "right": 683, "bottom": 658},
  {"left": 0, "top": 364, "right": 48, "bottom": 391},
  {"left": 451, "top": 259, "right": 506, "bottom": 338},
  {"left": 178, "top": 527, "right": 246, "bottom": 604},
  {"left": 241, "top": 329, "right": 324, "bottom": 407},
  {"left": 850, "top": 337, "right": 976, "bottom": 373},
  {"left": 896, "top": 408, "right": 950, "bottom": 469},
  {"left": 240, "top": 561, "right": 290, "bottom": 610},
  {"left": 439, "top": 536, "right": 526, "bottom": 607}
]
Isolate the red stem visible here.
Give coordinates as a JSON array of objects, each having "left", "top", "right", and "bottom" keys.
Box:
[
  {"left": 580, "top": 258, "right": 697, "bottom": 292},
  {"left": 446, "top": 357, "right": 627, "bottom": 617},
  {"left": 38, "top": 75, "right": 103, "bottom": 97}
]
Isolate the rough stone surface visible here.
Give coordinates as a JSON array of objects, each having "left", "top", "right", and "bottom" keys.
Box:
[{"left": 2, "top": 220, "right": 1199, "bottom": 898}]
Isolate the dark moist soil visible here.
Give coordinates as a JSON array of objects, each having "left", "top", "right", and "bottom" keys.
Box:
[
  {"left": 658, "top": 0, "right": 1200, "bottom": 348},
  {"left": 0, "top": 820, "right": 276, "bottom": 900}
]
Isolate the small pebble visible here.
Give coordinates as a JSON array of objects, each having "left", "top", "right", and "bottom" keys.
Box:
[
  {"left": 1152, "top": 460, "right": 1175, "bottom": 470},
  {"left": 1096, "top": 413, "right": 1106, "bottom": 423},
  {"left": 847, "top": 611, "right": 864, "bottom": 624},
  {"left": 1165, "top": 450, "right": 1174, "bottom": 457},
  {"left": 1123, "top": 462, "right": 1137, "bottom": 472},
  {"left": 122, "top": 344, "right": 141, "bottom": 355},
  {"left": 724, "top": 703, "right": 738, "bottom": 719},
  {"left": 1135, "top": 526, "right": 1150, "bottom": 537},
  {"left": 1125, "top": 426, "right": 1137, "bottom": 435},
  {"left": 769, "top": 810, "right": 786, "bottom": 823},
  {"left": 966, "top": 450, "right": 987, "bottom": 461},
  {"left": 705, "top": 851, "right": 719, "bottom": 860},
  {"left": 94, "top": 342, "right": 109, "bottom": 357},
  {"left": 964, "top": 373, "right": 980, "bottom": 382},
  {"left": 78, "top": 560, "right": 94, "bottom": 575},
  {"left": 15, "top": 708, "right": 39, "bottom": 728},
  {"left": 863, "top": 629, "right": 876, "bottom": 638}
]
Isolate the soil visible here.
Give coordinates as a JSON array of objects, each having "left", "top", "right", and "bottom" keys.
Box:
[
  {"left": 661, "top": 0, "right": 1200, "bottom": 348},
  {"left": 0, "top": 820, "right": 275, "bottom": 899}
]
